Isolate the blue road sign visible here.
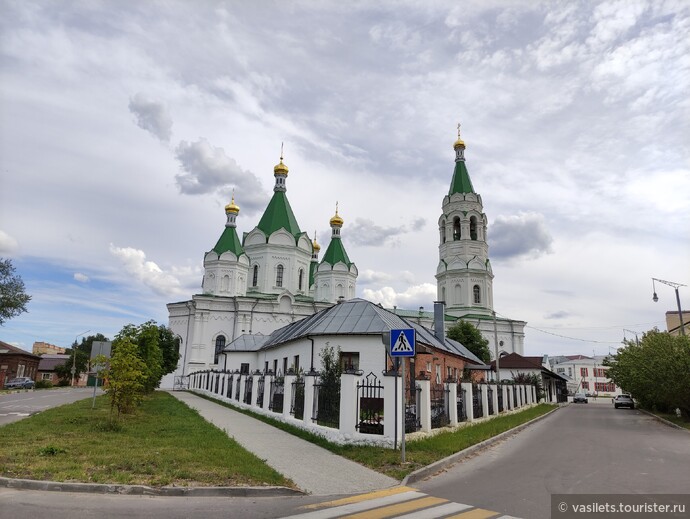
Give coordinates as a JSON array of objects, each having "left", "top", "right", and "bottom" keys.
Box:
[{"left": 390, "top": 328, "right": 415, "bottom": 357}]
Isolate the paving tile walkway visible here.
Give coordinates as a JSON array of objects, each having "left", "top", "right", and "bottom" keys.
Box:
[{"left": 169, "top": 391, "right": 398, "bottom": 496}]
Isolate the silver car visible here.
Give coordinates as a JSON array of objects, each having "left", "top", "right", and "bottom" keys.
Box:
[{"left": 4, "top": 377, "right": 35, "bottom": 389}]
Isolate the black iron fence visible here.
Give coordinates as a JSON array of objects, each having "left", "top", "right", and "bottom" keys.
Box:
[
  {"left": 291, "top": 376, "right": 305, "bottom": 419},
  {"left": 457, "top": 384, "right": 467, "bottom": 421},
  {"left": 235, "top": 373, "right": 242, "bottom": 400},
  {"left": 227, "top": 375, "right": 234, "bottom": 399},
  {"left": 405, "top": 383, "right": 421, "bottom": 433},
  {"left": 487, "top": 385, "right": 494, "bottom": 415},
  {"left": 256, "top": 375, "right": 265, "bottom": 407},
  {"left": 497, "top": 385, "right": 504, "bottom": 412},
  {"left": 312, "top": 375, "right": 340, "bottom": 429},
  {"left": 473, "top": 384, "right": 483, "bottom": 418},
  {"left": 430, "top": 384, "right": 450, "bottom": 429},
  {"left": 269, "top": 371, "right": 284, "bottom": 413},
  {"left": 243, "top": 375, "right": 253, "bottom": 404},
  {"left": 356, "top": 372, "right": 384, "bottom": 435}
]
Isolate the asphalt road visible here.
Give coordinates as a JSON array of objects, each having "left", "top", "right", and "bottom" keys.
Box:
[
  {"left": 415, "top": 403, "right": 690, "bottom": 519},
  {"left": 0, "top": 387, "right": 101, "bottom": 426},
  {"left": 1, "top": 403, "right": 688, "bottom": 518}
]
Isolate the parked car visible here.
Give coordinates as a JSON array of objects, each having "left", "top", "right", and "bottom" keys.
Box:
[
  {"left": 573, "top": 393, "right": 588, "bottom": 403},
  {"left": 614, "top": 394, "right": 635, "bottom": 409},
  {"left": 4, "top": 377, "right": 35, "bottom": 389}
]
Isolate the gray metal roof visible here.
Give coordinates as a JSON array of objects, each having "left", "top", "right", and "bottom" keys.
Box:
[
  {"left": 225, "top": 298, "right": 483, "bottom": 364},
  {"left": 224, "top": 334, "right": 270, "bottom": 352}
]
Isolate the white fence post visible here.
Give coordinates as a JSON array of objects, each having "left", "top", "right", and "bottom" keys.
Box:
[
  {"left": 462, "top": 382, "right": 474, "bottom": 422},
  {"left": 448, "top": 380, "right": 458, "bottom": 426},
  {"left": 481, "top": 384, "right": 489, "bottom": 417},
  {"left": 382, "top": 371, "right": 402, "bottom": 443},
  {"left": 250, "top": 373, "right": 260, "bottom": 407},
  {"left": 283, "top": 373, "right": 296, "bottom": 419},
  {"left": 339, "top": 371, "right": 360, "bottom": 437},
  {"left": 417, "top": 378, "right": 431, "bottom": 432},
  {"left": 303, "top": 370, "right": 317, "bottom": 426}
]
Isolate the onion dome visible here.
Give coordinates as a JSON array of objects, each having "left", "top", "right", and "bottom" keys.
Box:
[
  {"left": 330, "top": 203, "right": 344, "bottom": 227},
  {"left": 312, "top": 234, "right": 321, "bottom": 252},
  {"left": 274, "top": 143, "right": 289, "bottom": 176},
  {"left": 225, "top": 194, "right": 240, "bottom": 215}
]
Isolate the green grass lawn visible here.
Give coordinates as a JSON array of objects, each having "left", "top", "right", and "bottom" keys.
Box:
[
  {"left": 195, "top": 393, "right": 557, "bottom": 480},
  {"left": 0, "top": 392, "right": 291, "bottom": 488},
  {"left": 650, "top": 410, "right": 690, "bottom": 430}
]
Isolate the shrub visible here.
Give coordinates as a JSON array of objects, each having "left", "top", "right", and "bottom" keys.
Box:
[{"left": 35, "top": 379, "right": 53, "bottom": 389}]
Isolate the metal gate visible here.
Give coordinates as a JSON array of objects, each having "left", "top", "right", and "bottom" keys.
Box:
[
  {"left": 227, "top": 375, "right": 234, "bottom": 399},
  {"left": 243, "top": 375, "right": 253, "bottom": 404},
  {"left": 487, "top": 385, "right": 494, "bottom": 415},
  {"left": 405, "top": 383, "right": 421, "bottom": 433},
  {"left": 497, "top": 385, "right": 504, "bottom": 412},
  {"left": 473, "top": 384, "right": 483, "bottom": 418},
  {"left": 312, "top": 376, "right": 340, "bottom": 429},
  {"left": 269, "top": 371, "right": 284, "bottom": 413},
  {"left": 256, "top": 375, "right": 265, "bottom": 407},
  {"left": 456, "top": 384, "right": 467, "bottom": 421},
  {"left": 356, "top": 372, "right": 384, "bottom": 435}
]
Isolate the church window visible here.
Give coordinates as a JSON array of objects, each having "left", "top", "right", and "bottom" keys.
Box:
[
  {"left": 470, "top": 216, "right": 478, "bottom": 240},
  {"left": 441, "top": 221, "right": 446, "bottom": 244},
  {"left": 473, "top": 285, "right": 481, "bottom": 304},
  {"left": 221, "top": 275, "right": 229, "bottom": 292},
  {"left": 298, "top": 268, "right": 304, "bottom": 290},
  {"left": 214, "top": 335, "right": 226, "bottom": 364},
  {"left": 276, "top": 265, "right": 284, "bottom": 287},
  {"left": 453, "top": 217, "right": 461, "bottom": 240},
  {"left": 252, "top": 265, "right": 259, "bottom": 287}
]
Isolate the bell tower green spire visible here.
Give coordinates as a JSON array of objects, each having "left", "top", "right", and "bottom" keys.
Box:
[{"left": 448, "top": 123, "right": 475, "bottom": 195}]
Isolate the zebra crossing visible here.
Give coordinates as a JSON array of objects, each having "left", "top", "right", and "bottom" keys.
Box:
[{"left": 283, "top": 486, "right": 521, "bottom": 519}]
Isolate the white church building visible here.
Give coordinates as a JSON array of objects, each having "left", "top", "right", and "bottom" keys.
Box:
[{"left": 162, "top": 130, "right": 525, "bottom": 388}]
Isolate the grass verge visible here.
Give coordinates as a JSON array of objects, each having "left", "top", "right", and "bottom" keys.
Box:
[
  {"left": 0, "top": 391, "right": 290, "bottom": 488},
  {"left": 648, "top": 410, "right": 690, "bottom": 430},
  {"left": 194, "top": 392, "right": 557, "bottom": 480}
]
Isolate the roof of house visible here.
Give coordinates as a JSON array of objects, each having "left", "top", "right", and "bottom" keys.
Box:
[
  {"left": 224, "top": 334, "right": 270, "bottom": 352},
  {"left": 225, "top": 298, "right": 484, "bottom": 365},
  {"left": 0, "top": 340, "right": 40, "bottom": 358},
  {"left": 37, "top": 354, "right": 70, "bottom": 371},
  {"left": 491, "top": 352, "right": 568, "bottom": 381}
]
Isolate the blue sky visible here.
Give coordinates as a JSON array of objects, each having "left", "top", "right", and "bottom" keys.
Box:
[{"left": 1, "top": 0, "right": 688, "bottom": 356}]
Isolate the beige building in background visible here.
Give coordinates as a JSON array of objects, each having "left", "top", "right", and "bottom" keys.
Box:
[
  {"left": 32, "top": 342, "right": 66, "bottom": 355},
  {"left": 665, "top": 311, "right": 689, "bottom": 336}
]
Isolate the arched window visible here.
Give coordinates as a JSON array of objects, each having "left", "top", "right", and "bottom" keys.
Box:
[
  {"left": 473, "top": 285, "right": 481, "bottom": 304},
  {"left": 441, "top": 286, "right": 446, "bottom": 302},
  {"left": 276, "top": 264, "right": 284, "bottom": 287},
  {"left": 298, "top": 268, "right": 304, "bottom": 290},
  {"left": 214, "top": 335, "right": 226, "bottom": 364},
  {"left": 470, "top": 216, "right": 478, "bottom": 241},
  {"left": 441, "top": 221, "right": 446, "bottom": 244},
  {"left": 252, "top": 265, "right": 259, "bottom": 287},
  {"left": 453, "top": 217, "right": 461, "bottom": 240}
]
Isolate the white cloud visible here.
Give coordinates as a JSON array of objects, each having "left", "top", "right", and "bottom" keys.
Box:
[
  {"left": 109, "top": 244, "right": 181, "bottom": 297},
  {"left": 362, "top": 283, "right": 437, "bottom": 309},
  {"left": 128, "top": 93, "right": 173, "bottom": 143},
  {"left": 0, "top": 230, "right": 19, "bottom": 255},
  {"left": 73, "top": 273, "right": 90, "bottom": 283}
]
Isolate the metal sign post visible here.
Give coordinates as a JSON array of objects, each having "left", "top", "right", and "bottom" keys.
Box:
[{"left": 390, "top": 329, "right": 415, "bottom": 464}]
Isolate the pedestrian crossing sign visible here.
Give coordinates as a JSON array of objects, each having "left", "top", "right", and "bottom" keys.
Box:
[{"left": 390, "top": 328, "right": 415, "bottom": 357}]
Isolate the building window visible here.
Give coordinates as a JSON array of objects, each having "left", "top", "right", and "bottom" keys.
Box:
[
  {"left": 580, "top": 367, "right": 588, "bottom": 377},
  {"left": 453, "top": 217, "right": 461, "bottom": 240},
  {"left": 240, "top": 363, "right": 249, "bottom": 374},
  {"left": 293, "top": 355, "right": 300, "bottom": 374},
  {"left": 340, "top": 352, "right": 359, "bottom": 371},
  {"left": 298, "top": 268, "right": 304, "bottom": 290},
  {"left": 276, "top": 265, "right": 284, "bottom": 287},
  {"left": 436, "top": 365, "right": 441, "bottom": 384},
  {"left": 581, "top": 381, "right": 589, "bottom": 390},
  {"left": 283, "top": 357, "right": 288, "bottom": 374},
  {"left": 273, "top": 359, "right": 278, "bottom": 375},
  {"left": 473, "top": 285, "right": 481, "bottom": 304},
  {"left": 214, "top": 335, "right": 226, "bottom": 364},
  {"left": 470, "top": 216, "right": 478, "bottom": 240},
  {"left": 252, "top": 265, "right": 259, "bottom": 287},
  {"left": 264, "top": 361, "right": 269, "bottom": 374},
  {"left": 441, "top": 221, "right": 446, "bottom": 244},
  {"left": 42, "top": 373, "right": 52, "bottom": 380}
]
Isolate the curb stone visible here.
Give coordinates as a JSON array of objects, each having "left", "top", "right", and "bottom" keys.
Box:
[
  {"left": 402, "top": 405, "right": 562, "bottom": 486},
  {"left": 0, "top": 477, "right": 303, "bottom": 497}
]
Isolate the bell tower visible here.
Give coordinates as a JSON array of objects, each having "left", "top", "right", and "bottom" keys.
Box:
[{"left": 436, "top": 126, "right": 494, "bottom": 318}]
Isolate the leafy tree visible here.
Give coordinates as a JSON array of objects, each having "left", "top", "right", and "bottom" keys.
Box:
[
  {"left": 103, "top": 338, "right": 146, "bottom": 419},
  {"left": 604, "top": 329, "right": 690, "bottom": 420},
  {"left": 447, "top": 320, "right": 492, "bottom": 364},
  {"left": 317, "top": 344, "right": 342, "bottom": 427},
  {"left": 54, "top": 333, "right": 110, "bottom": 385},
  {"left": 0, "top": 258, "right": 31, "bottom": 325},
  {"left": 512, "top": 372, "right": 545, "bottom": 401},
  {"left": 112, "top": 321, "right": 178, "bottom": 392}
]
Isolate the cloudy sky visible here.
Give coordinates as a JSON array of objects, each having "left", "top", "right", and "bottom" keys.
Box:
[{"left": 1, "top": 0, "right": 688, "bottom": 357}]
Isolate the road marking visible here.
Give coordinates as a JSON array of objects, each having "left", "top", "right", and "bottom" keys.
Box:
[
  {"left": 284, "top": 491, "right": 426, "bottom": 518},
  {"left": 393, "top": 501, "right": 473, "bottom": 518},
  {"left": 446, "top": 508, "right": 500, "bottom": 518},
  {"left": 301, "top": 486, "right": 416, "bottom": 510},
  {"left": 340, "top": 496, "right": 448, "bottom": 518}
]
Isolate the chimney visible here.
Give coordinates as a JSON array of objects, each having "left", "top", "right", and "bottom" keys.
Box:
[{"left": 434, "top": 301, "right": 445, "bottom": 342}]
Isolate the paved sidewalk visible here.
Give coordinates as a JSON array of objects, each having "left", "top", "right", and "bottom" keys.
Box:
[{"left": 169, "top": 391, "right": 398, "bottom": 496}]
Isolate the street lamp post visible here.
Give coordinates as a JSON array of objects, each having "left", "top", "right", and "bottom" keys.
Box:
[
  {"left": 71, "top": 329, "right": 91, "bottom": 387},
  {"left": 652, "top": 278, "right": 686, "bottom": 336}
]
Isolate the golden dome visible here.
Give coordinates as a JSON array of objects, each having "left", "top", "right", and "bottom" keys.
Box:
[
  {"left": 274, "top": 158, "right": 289, "bottom": 175},
  {"left": 225, "top": 194, "right": 239, "bottom": 214},
  {"left": 330, "top": 203, "right": 344, "bottom": 227},
  {"left": 312, "top": 235, "right": 321, "bottom": 252}
]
